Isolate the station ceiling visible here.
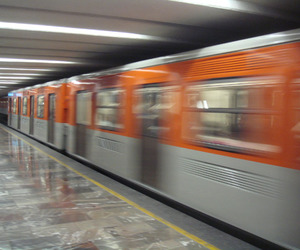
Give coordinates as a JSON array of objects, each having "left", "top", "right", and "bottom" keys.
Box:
[{"left": 0, "top": 0, "right": 299, "bottom": 96}]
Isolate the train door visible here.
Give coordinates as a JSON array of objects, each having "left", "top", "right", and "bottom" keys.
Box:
[
  {"left": 29, "top": 96, "right": 34, "bottom": 135},
  {"left": 136, "top": 84, "right": 166, "bottom": 187},
  {"left": 48, "top": 94, "right": 56, "bottom": 144},
  {"left": 75, "top": 91, "right": 91, "bottom": 158},
  {"left": 17, "top": 97, "right": 21, "bottom": 129}
]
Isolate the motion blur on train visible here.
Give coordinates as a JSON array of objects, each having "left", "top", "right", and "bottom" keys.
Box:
[{"left": 6, "top": 29, "right": 300, "bottom": 249}]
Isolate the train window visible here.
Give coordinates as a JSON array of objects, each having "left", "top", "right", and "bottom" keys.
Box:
[
  {"left": 12, "top": 98, "right": 17, "bottom": 114},
  {"left": 293, "top": 90, "right": 300, "bottom": 123},
  {"left": 37, "top": 95, "right": 45, "bottom": 118},
  {"left": 184, "top": 77, "right": 280, "bottom": 154},
  {"left": 134, "top": 85, "right": 178, "bottom": 138},
  {"left": 22, "top": 97, "right": 28, "bottom": 115},
  {"left": 76, "top": 92, "right": 92, "bottom": 125},
  {"left": 95, "top": 88, "right": 124, "bottom": 131},
  {"left": 291, "top": 76, "right": 300, "bottom": 166}
]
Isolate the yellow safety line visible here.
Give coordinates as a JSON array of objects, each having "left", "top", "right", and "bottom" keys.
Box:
[{"left": 2, "top": 126, "right": 220, "bottom": 250}]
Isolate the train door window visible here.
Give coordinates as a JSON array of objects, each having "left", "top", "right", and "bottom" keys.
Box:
[
  {"left": 95, "top": 88, "right": 124, "bottom": 131},
  {"left": 13, "top": 98, "right": 17, "bottom": 114},
  {"left": 76, "top": 92, "right": 92, "bottom": 125},
  {"left": 48, "top": 94, "right": 56, "bottom": 121},
  {"left": 183, "top": 77, "right": 280, "bottom": 155},
  {"left": 37, "top": 95, "right": 45, "bottom": 118},
  {"left": 22, "top": 97, "right": 28, "bottom": 115},
  {"left": 17, "top": 97, "right": 21, "bottom": 129},
  {"left": 134, "top": 85, "right": 177, "bottom": 138},
  {"left": 17, "top": 97, "right": 21, "bottom": 114},
  {"left": 29, "top": 96, "right": 34, "bottom": 135}
]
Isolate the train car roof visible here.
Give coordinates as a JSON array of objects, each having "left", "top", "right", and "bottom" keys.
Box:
[
  {"left": 68, "top": 28, "right": 300, "bottom": 82},
  {"left": 42, "top": 78, "right": 69, "bottom": 87}
]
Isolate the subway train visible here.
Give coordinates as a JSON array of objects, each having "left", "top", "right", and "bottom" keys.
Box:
[{"left": 7, "top": 29, "right": 300, "bottom": 249}]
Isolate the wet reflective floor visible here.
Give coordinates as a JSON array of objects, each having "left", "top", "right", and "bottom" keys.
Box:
[
  {"left": 0, "top": 126, "right": 215, "bottom": 250},
  {"left": 0, "top": 125, "right": 260, "bottom": 250}
]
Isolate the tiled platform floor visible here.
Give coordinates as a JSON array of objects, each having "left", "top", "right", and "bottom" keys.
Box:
[
  {"left": 0, "top": 127, "right": 214, "bottom": 249},
  {"left": 0, "top": 125, "right": 258, "bottom": 250}
]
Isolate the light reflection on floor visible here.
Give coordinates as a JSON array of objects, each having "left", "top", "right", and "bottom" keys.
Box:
[{"left": 0, "top": 127, "right": 209, "bottom": 250}]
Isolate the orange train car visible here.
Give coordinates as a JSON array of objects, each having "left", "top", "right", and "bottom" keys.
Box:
[
  {"left": 8, "top": 89, "right": 23, "bottom": 129},
  {"left": 8, "top": 29, "right": 300, "bottom": 249},
  {"left": 9, "top": 80, "right": 68, "bottom": 149}
]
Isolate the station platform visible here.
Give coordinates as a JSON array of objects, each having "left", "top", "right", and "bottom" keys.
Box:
[{"left": 0, "top": 124, "right": 258, "bottom": 250}]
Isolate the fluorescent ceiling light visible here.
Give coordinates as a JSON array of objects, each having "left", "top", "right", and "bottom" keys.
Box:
[
  {"left": 0, "top": 76, "right": 34, "bottom": 79},
  {"left": 0, "top": 80, "right": 21, "bottom": 82},
  {"left": 0, "top": 67, "right": 53, "bottom": 71},
  {"left": 168, "top": 0, "right": 295, "bottom": 20},
  {"left": 0, "top": 73, "right": 42, "bottom": 76},
  {"left": 0, "top": 81, "right": 21, "bottom": 84},
  {"left": 0, "top": 58, "right": 76, "bottom": 64},
  {"left": 0, "top": 21, "right": 156, "bottom": 40},
  {"left": 168, "top": 0, "right": 238, "bottom": 10}
]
